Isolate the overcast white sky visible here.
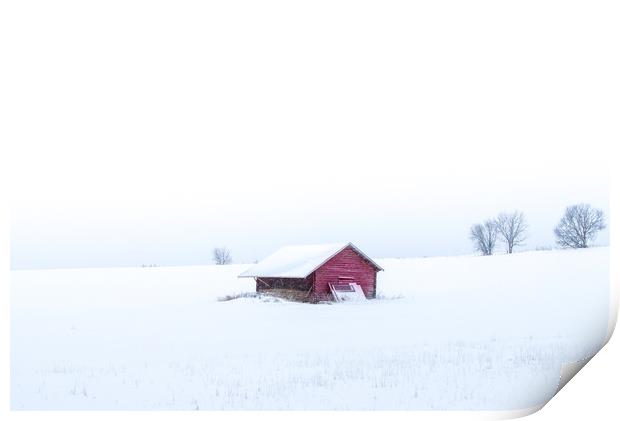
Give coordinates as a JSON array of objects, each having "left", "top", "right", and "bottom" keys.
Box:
[{"left": 5, "top": 1, "right": 614, "bottom": 269}]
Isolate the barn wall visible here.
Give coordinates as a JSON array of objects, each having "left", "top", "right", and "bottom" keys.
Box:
[
  {"left": 313, "top": 246, "right": 378, "bottom": 300},
  {"left": 256, "top": 276, "right": 313, "bottom": 292}
]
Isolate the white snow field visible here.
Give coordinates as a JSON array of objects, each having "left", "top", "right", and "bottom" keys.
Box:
[{"left": 11, "top": 247, "right": 609, "bottom": 410}]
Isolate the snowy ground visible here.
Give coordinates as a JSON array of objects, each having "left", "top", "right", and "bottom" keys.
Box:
[{"left": 11, "top": 247, "right": 609, "bottom": 410}]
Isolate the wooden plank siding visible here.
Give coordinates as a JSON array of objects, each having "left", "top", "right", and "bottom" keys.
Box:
[
  {"left": 256, "top": 275, "right": 314, "bottom": 293},
  {"left": 312, "top": 246, "right": 378, "bottom": 301}
]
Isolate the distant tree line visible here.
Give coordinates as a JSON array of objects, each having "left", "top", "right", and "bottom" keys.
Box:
[
  {"left": 470, "top": 203, "right": 606, "bottom": 256},
  {"left": 211, "top": 203, "right": 606, "bottom": 263}
]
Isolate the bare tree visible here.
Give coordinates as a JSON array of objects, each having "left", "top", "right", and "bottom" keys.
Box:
[
  {"left": 554, "top": 204, "right": 606, "bottom": 248},
  {"left": 470, "top": 219, "right": 498, "bottom": 256},
  {"left": 496, "top": 211, "right": 527, "bottom": 253},
  {"left": 212, "top": 247, "right": 232, "bottom": 265}
]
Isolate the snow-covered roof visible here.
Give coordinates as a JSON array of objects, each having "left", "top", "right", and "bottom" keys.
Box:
[{"left": 238, "top": 242, "right": 383, "bottom": 279}]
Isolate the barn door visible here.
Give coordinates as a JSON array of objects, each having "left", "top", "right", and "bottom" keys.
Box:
[{"left": 329, "top": 282, "right": 366, "bottom": 302}]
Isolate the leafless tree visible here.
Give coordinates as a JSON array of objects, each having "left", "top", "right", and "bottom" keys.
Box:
[
  {"left": 554, "top": 204, "right": 606, "bottom": 248},
  {"left": 496, "top": 211, "right": 527, "bottom": 253},
  {"left": 212, "top": 247, "right": 232, "bottom": 265},
  {"left": 470, "top": 219, "right": 498, "bottom": 256}
]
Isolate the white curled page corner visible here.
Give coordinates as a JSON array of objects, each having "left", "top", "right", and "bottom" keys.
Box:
[{"left": 556, "top": 357, "right": 593, "bottom": 394}]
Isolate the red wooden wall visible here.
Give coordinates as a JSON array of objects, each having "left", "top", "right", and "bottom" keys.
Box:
[{"left": 312, "top": 246, "right": 378, "bottom": 300}]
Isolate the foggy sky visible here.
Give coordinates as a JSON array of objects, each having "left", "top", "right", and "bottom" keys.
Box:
[
  {"left": 6, "top": 2, "right": 612, "bottom": 269},
  {"left": 11, "top": 170, "right": 609, "bottom": 269}
]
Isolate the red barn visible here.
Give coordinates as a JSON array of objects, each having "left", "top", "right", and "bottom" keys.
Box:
[{"left": 238, "top": 243, "right": 383, "bottom": 302}]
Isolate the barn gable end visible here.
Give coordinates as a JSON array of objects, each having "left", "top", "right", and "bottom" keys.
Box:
[{"left": 313, "top": 246, "right": 378, "bottom": 301}]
